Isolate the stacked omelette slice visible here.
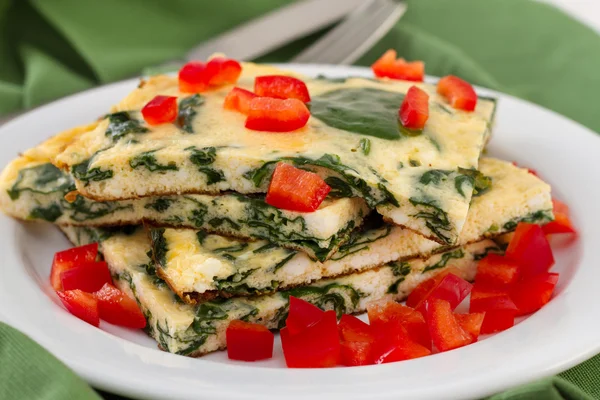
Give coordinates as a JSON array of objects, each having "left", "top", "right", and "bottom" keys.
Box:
[{"left": 0, "top": 62, "right": 554, "bottom": 357}]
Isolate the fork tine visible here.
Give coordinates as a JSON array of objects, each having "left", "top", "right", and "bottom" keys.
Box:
[{"left": 292, "top": 0, "right": 406, "bottom": 65}]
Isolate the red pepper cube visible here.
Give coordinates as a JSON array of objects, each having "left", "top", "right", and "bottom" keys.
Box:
[
  {"left": 285, "top": 296, "right": 324, "bottom": 335},
  {"left": 423, "top": 298, "right": 472, "bottom": 352},
  {"left": 469, "top": 283, "right": 518, "bottom": 314},
  {"left": 454, "top": 313, "right": 485, "bottom": 342},
  {"left": 60, "top": 261, "right": 113, "bottom": 293},
  {"left": 338, "top": 315, "right": 375, "bottom": 366},
  {"left": 414, "top": 272, "right": 473, "bottom": 313},
  {"left": 178, "top": 61, "right": 210, "bottom": 93},
  {"left": 50, "top": 243, "right": 98, "bottom": 291},
  {"left": 371, "top": 49, "right": 424, "bottom": 82},
  {"left": 543, "top": 199, "right": 576, "bottom": 235},
  {"left": 141, "top": 95, "right": 178, "bottom": 126},
  {"left": 506, "top": 222, "right": 555, "bottom": 278},
  {"left": 366, "top": 299, "right": 430, "bottom": 350},
  {"left": 511, "top": 272, "right": 559, "bottom": 316},
  {"left": 437, "top": 75, "right": 477, "bottom": 111},
  {"left": 281, "top": 310, "right": 340, "bottom": 368},
  {"left": 399, "top": 86, "right": 429, "bottom": 131},
  {"left": 266, "top": 162, "right": 331, "bottom": 212},
  {"left": 245, "top": 97, "right": 310, "bottom": 132},
  {"left": 226, "top": 320, "right": 274, "bottom": 361},
  {"left": 57, "top": 289, "right": 100, "bottom": 327},
  {"left": 480, "top": 310, "right": 516, "bottom": 334},
  {"left": 254, "top": 75, "right": 311, "bottom": 103},
  {"left": 205, "top": 57, "right": 242, "bottom": 86},
  {"left": 406, "top": 267, "right": 462, "bottom": 308},
  {"left": 372, "top": 323, "right": 431, "bottom": 364},
  {"left": 475, "top": 254, "right": 520, "bottom": 288},
  {"left": 94, "top": 283, "right": 146, "bottom": 329},
  {"left": 223, "top": 87, "right": 257, "bottom": 115}
]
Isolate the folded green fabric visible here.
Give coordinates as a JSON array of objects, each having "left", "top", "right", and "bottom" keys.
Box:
[{"left": 0, "top": 0, "right": 599, "bottom": 399}]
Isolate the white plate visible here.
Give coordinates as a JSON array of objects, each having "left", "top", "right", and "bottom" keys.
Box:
[{"left": 0, "top": 65, "right": 597, "bottom": 400}]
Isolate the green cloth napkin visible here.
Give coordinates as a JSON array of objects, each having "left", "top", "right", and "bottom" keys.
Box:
[{"left": 1, "top": 0, "right": 599, "bottom": 399}]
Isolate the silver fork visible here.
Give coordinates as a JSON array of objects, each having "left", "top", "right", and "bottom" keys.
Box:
[{"left": 291, "top": 0, "right": 407, "bottom": 65}]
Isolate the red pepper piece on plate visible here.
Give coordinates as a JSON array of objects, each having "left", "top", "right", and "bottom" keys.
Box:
[
  {"left": 371, "top": 49, "right": 424, "bottom": 82},
  {"left": 57, "top": 289, "right": 100, "bottom": 327},
  {"left": 205, "top": 57, "right": 242, "bottom": 86},
  {"left": 372, "top": 324, "right": 431, "bottom": 364},
  {"left": 414, "top": 273, "right": 473, "bottom": 314},
  {"left": 281, "top": 310, "right": 340, "bottom": 368},
  {"left": 437, "top": 75, "right": 477, "bottom": 111},
  {"left": 223, "top": 87, "right": 258, "bottom": 115},
  {"left": 94, "top": 283, "right": 146, "bottom": 329},
  {"left": 226, "top": 319, "right": 274, "bottom": 361},
  {"left": 543, "top": 199, "right": 576, "bottom": 235},
  {"left": 245, "top": 97, "right": 310, "bottom": 132},
  {"left": 50, "top": 243, "right": 98, "bottom": 291},
  {"left": 399, "top": 86, "right": 429, "bottom": 131},
  {"left": 476, "top": 254, "right": 520, "bottom": 288},
  {"left": 141, "top": 95, "right": 178, "bottom": 126},
  {"left": 179, "top": 61, "right": 210, "bottom": 93},
  {"left": 454, "top": 313, "right": 485, "bottom": 341},
  {"left": 423, "top": 298, "right": 472, "bottom": 352},
  {"left": 480, "top": 310, "right": 516, "bottom": 334},
  {"left": 285, "top": 296, "right": 324, "bottom": 335},
  {"left": 254, "top": 75, "right": 311, "bottom": 103},
  {"left": 511, "top": 272, "right": 559, "bottom": 316},
  {"left": 366, "top": 299, "right": 430, "bottom": 349},
  {"left": 60, "top": 261, "right": 112, "bottom": 293},
  {"left": 265, "top": 162, "right": 331, "bottom": 212},
  {"left": 338, "top": 314, "right": 375, "bottom": 366},
  {"left": 506, "top": 222, "right": 555, "bottom": 278},
  {"left": 405, "top": 267, "right": 462, "bottom": 308},
  {"left": 470, "top": 283, "right": 518, "bottom": 334}
]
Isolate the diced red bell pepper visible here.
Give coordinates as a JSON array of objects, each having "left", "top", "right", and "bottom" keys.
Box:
[
  {"left": 470, "top": 283, "right": 517, "bottom": 334},
  {"left": 254, "top": 75, "right": 311, "bottom": 103},
  {"left": 141, "top": 95, "right": 178, "bottom": 126},
  {"left": 511, "top": 272, "right": 559, "bottom": 316},
  {"left": 205, "top": 57, "right": 242, "bottom": 86},
  {"left": 60, "top": 261, "right": 112, "bottom": 293},
  {"left": 245, "top": 97, "right": 310, "bottom": 132},
  {"left": 50, "top": 243, "right": 98, "bottom": 291},
  {"left": 266, "top": 162, "right": 331, "bottom": 212},
  {"left": 178, "top": 61, "right": 209, "bottom": 93},
  {"left": 414, "top": 273, "right": 473, "bottom": 313},
  {"left": 399, "top": 86, "right": 429, "bottom": 130},
  {"left": 543, "top": 199, "right": 576, "bottom": 235},
  {"left": 476, "top": 254, "right": 520, "bottom": 288},
  {"left": 469, "top": 283, "right": 518, "bottom": 314},
  {"left": 366, "top": 299, "right": 430, "bottom": 349},
  {"left": 223, "top": 87, "right": 258, "bottom": 115},
  {"left": 281, "top": 310, "right": 340, "bottom": 368},
  {"left": 423, "top": 298, "right": 472, "bottom": 352},
  {"left": 371, "top": 49, "right": 424, "bottom": 82},
  {"left": 226, "top": 319, "right": 274, "bottom": 361},
  {"left": 437, "top": 75, "right": 477, "bottom": 111},
  {"left": 372, "top": 324, "right": 431, "bottom": 364},
  {"left": 506, "top": 222, "right": 555, "bottom": 278},
  {"left": 57, "top": 289, "right": 100, "bottom": 327},
  {"left": 285, "top": 296, "right": 324, "bottom": 335},
  {"left": 94, "top": 283, "right": 146, "bottom": 329},
  {"left": 455, "top": 313, "right": 485, "bottom": 341},
  {"left": 480, "top": 310, "right": 516, "bottom": 334},
  {"left": 406, "top": 267, "right": 462, "bottom": 308},
  {"left": 338, "top": 315, "right": 375, "bottom": 366}
]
